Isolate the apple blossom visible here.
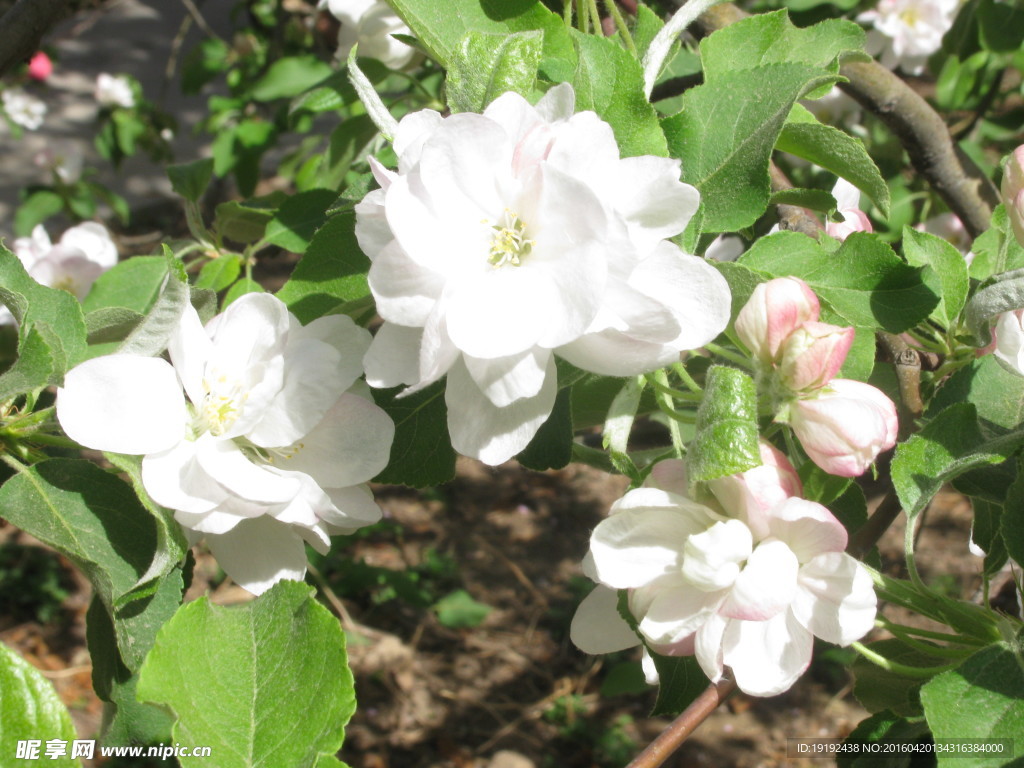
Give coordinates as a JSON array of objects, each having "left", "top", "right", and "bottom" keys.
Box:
[
  {"left": 27, "top": 52, "right": 53, "bottom": 82},
  {"left": 2, "top": 88, "right": 46, "bottom": 130},
  {"left": 787, "top": 379, "right": 899, "bottom": 477},
  {"left": 1001, "top": 146, "right": 1024, "bottom": 249},
  {"left": 778, "top": 322, "right": 855, "bottom": 393},
  {"left": 318, "top": 0, "right": 417, "bottom": 69},
  {"left": 357, "top": 83, "right": 730, "bottom": 464},
  {"left": 826, "top": 178, "right": 873, "bottom": 241},
  {"left": 95, "top": 73, "right": 135, "bottom": 109},
  {"left": 993, "top": 309, "right": 1024, "bottom": 376},
  {"left": 56, "top": 293, "right": 395, "bottom": 594},
  {"left": 571, "top": 451, "right": 876, "bottom": 697},
  {"left": 33, "top": 139, "right": 85, "bottom": 184},
  {"left": 735, "top": 276, "right": 819, "bottom": 366},
  {"left": 1, "top": 222, "right": 118, "bottom": 325},
  {"left": 857, "top": 0, "right": 958, "bottom": 75}
]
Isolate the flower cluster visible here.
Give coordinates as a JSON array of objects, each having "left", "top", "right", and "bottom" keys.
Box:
[
  {"left": 57, "top": 293, "right": 395, "bottom": 594},
  {"left": 736, "top": 277, "right": 898, "bottom": 477},
  {"left": 857, "top": 0, "right": 958, "bottom": 75},
  {"left": 2, "top": 88, "right": 47, "bottom": 131},
  {"left": 1, "top": 222, "right": 118, "bottom": 325},
  {"left": 571, "top": 446, "right": 876, "bottom": 697},
  {"left": 318, "top": 0, "right": 417, "bottom": 69},
  {"left": 356, "top": 83, "right": 731, "bottom": 464}
]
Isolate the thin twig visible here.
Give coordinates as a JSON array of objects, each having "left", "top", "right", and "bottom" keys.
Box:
[
  {"left": 179, "top": 0, "right": 224, "bottom": 43},
  {"left": 625, "top": 678, "right": 738, "bottom": 768},
  {"left": 848, "top": 491, "right": 903, "bottom": 560},
  {"left": 878, "top": 332, "right": 924, "bottom": 419}
]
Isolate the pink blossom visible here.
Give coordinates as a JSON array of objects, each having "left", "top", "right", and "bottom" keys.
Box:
[
  {"left": 825, "top": 179, "right": 873, "bottom": 241},
  {"left": 778, "top": 321, "right": 855, "bottom": 393},
  {"left": 1001, "top": 146, "right": 1024, "bottom": 249},
  {"left": 788, "top": 379, "right": 898, "bottom": 477},
  {"left": 27, "top": 52, "right": 52, "bottom": 82},
  {"left": 734, "top": 277, "right": 820, "bottom": 365}
]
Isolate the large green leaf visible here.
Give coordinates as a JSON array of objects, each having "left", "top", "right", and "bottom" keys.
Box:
[
  {"left": 920, "top": 637, "right": 1024, "bottom": 767},
  {"left": 371, "top": 379, "right": 455, "bottom": 487},
  {"left": 0, "top": 459, "right": 177, "bottom": 670},
  {"left": 688, "top": 365, "right": 760, "bottom": 484},
  {"left": 0, "top": 327, "right": 54, "bottom": 402},
  {"left": 0, "top": 642, "right": 80, "bottom": 767},
  {"left": 776, "top": 104, "right": 890, "bottom": 217},
  {"left": 81, "top": 255, "right": 168, "bottom": 314},
  {"left": 265, "top": 189, "right": 338, "bottom": 255},
  {"left": 276, "top": 211, "right": 371, "bottom": 325},
  {"left": 901, "top": 226, "right": 969, "bottom": 328},
  {"left": 137, "top": 581, "right": 356, "bottom": 768},
  {"left": 740, "top": 231, "right": 938, "bottom": 332},
  {"left": 662, "top": 64, "right": 837, "bottom": 232},
  {"left": 447, "top": 30, "right": 544, "bottom": 113},
  {"left": 116, "top": 247, "right": 191, "bottom": 357},
  {"left": 928, "top": 355, "right": 1024, "bottom": 437},
  {"left": 517, "top": 385, "right": 572, "bottom": 471},
  {"left": 386, "top": 0, "right": 573, "bottom": 71},
  {"left": 571, "top": 30, "right": 667, "bottom": 158}
]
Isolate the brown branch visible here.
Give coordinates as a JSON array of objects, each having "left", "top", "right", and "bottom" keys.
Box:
[
  {"left": 848, "top": 491, "right": 903, "bottom": 560},
  {"left": 770, "top": 162, "right": 825, "bottom": 237},
  {"left": 0, "top": 0, "right": 74, "bottom": 78},
  {"left": 878, "top": 332, "right": 924, "bottom": 419},
  {"left": 626, "top": 678, "right": 738, "bottom": 768},
  {"left": 694, "top": 3, "right": 998, "bottom": 239}
]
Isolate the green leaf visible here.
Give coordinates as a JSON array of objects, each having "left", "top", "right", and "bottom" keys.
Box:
[
  {"left": 82, "top": 255, "right": 168, "bottom": 314},
  {"left": 571, "top": 30, "right": 667, "bottom": 158},
  {"left": 891, "top": 403, "right": 1024, "bottom": 521},
  {"left": 688, "top": 366, "right": 760, "bottom": 484},
  {"left": 117, "top": 247, "right": 190, "bottom": 357},
  {"left": 372, "top": 380, "right": 455, "bottom": 487},
  {"left": 601, "top": 376, "right": 645, "bottom": 482},
  {"left": 649, "top": 654, "right": 709, "bottom": 717},
  {"left": 214, "top": 197, "right": 280, "bottom": 246},
  {"left": 964, "top": 268, "right": 1024, "bottom": 349},
  {"left": 265, "top": 189, "right": 338, "bottom": 254},
  {"left": 14, "top": 189, "right": 64, "bottom": 236},
  {"left": 0, "top": 459, "right": 175, "bottom": 670},
  {"left": 276, "top": 211, "right": 371, "bottom": 324},
  {"left": 223, "top": 277, "right": 265, "bottom": 308},
  {"left": 740, "top": 231, "right": 938, "bottom": 332},
  {"left": 195, "top": 254, "right": 243, "bottom": 293},
  {"left": 249, "top": 55, "right": 334, "bottom": 102},
  {"left": 851, "top": 638, "right": 946, "bottom": 716},
  {"left": 901, "top": 227, "right": 969, "bottom": 328},
  {"left": 315, "top": 115, "right": 378, "bottom": 192},
  {"left": 976, "top": 0, "right": 1024, "bottom": 52},
  {"left": 0, "top": 245, "right": 88, "bottom": 382},
  {"left": 920, "top": 637, "right": 1024, "bottom": 766},
  {"left": 84, "top": 306, "right": 145, "bottom": 345},
  {"left": 768, "top": 187, "right": 837, "bottom": 213},
  {"left": 447, "top": 30, "right": 544, "bottom": 113},
  {"left": 699, "top": 11, "right": 866, "bottom": 84},
  {"left": 777, "top": 104, "right": 890, "bottom": 216},
  {"left": 1000, "top": 470, "right": 1024, "bottom": 568},
  {"left": 386, "top": 0, "right": 572, "bottom": 71},
  {"left": 517, "top": 385, "right": 572, "bottom": 471},
  {"left": 0, "top": 641, "right": 81, "bottom": 767},
  {"left": 433, "top": 589, "right": 493, "bottom": 628},
  {"left": 167, "top": 158, "right": 214, "bottom": 203},
  {"left": 181, "top": 37, "right": 231, "bottom": 94},
  {"left": 837, "top": 711, "right": 931, "bottom": 768},
  {"left": 662, "top": 64, "right": 837, "bottom": 232},
  {"left": 137, "top": 581, "right": 356, "bottom": 768},
  {"left": 968, "top": 205, "right": 1024, "bottom": 281},
  {"left": 971, "top": 498, "right": 1008, "bottom": 576},
  {"left": 0, "top": 327, "right": 54, "bottom": 401},
  {"left": 928, "top": 355, "right": 1024, "bottom": 437}
]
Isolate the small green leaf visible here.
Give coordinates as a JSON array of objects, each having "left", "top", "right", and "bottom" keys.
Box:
[
  {"left": 901, "top": 226, "right": 969, "bottom": 327},
  {"left": 768, "top": 187, "right": 837, "bottom": 213},
  {"left": 447, "top": 30, "right": 544, "bottom": 113},
  {"left": 920, "top": 637, "right": 1024, "bottom": 766},
  {"left": 928, "top": 355, "right": 1024, "bottom": 437},
  {"left": 433, "top": 589, "right": 493, "bottom": 628},
  {"left": 371, "top": 380, "right": 455, "bottom": 487},
  {"left": 195, "top": 254, "right": 243, "bottom": 293},
  {"left": 851, "top": 638, "right": 945, "bottom": 716},
  {"left": 688, "top": 366, "right": 760, "bottom": 484},
  {"left": 14, "top": 189, "right": 64, "bottom": 236},
  {"left": 649, "top": 654, "right": 708, "bottom": 717},
  {"left": 1000, "top": 471, "right": 1024, "bottom": 568},
  {"left": 137, "top": 581, "right": 356, "bottom": 768},
  {"left": 222, "top": 277, "right": 265, "bottom": 308},
  {"left": 214, "top": 199, "right": 275, "bottom": 245},
  {"left": 82, "top": 256, "right": 168, "bottom": 314},
  {"left": 167, "top": 158, "right": 214, "bottom": 203},
  {"left": 964, "top": 267, "right": 1024, "bottom": 349},
  {"left": 265, "top": 189, "right": 339, "bottom": 254},
  {"left": 0, "top": 327, "right": 54, "bottom": 401},
  {"left": 0, "top": 642, "right": 81, "bottom": 767},
  {"left": 276, "top": 211, "right": 371, "bottom": 324},
  {"left": 517, "top": 385, "right": 572, "bottom": 471},
  {"left": 969, "top": 205, "right": 1024, "bottom": 281},
  {"left": 249, "top": 55, "right": 334, "bottom": 102},
  {"left": 117, "top": 248, "right": 189, "bottom": 357}
]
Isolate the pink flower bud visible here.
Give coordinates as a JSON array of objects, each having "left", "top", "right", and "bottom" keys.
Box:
[
  {"left": 778, "top": 321, "right": 855, "bottom": 393},
  {"left": 27, "top": 52, "right": 52, "bottom": 82},
  {"left": 789, "top": 379, "right": 898, "bottom": 477},
  {"left": 1002, "top": 146, "right": 1024, "bottom": 248},
  {"left": 825, "top": 179, "right": 873, "bottom": 241},
  {"left": 735, "top": 277, "right": 820, "bottom": 365}
]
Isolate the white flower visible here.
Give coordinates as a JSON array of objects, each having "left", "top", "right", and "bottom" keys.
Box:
[
  {"left": 34, "top": 140, "right": 85, "bottom": 184},
  {"left": 1, "top": 223, "right": 118, "bottom": 325},
  {"left": 95, "top": 73, "right": 135, "bottom": 109},
  {"left": 571, "top": 451, "right": 876, "bottom": 697},
  {"left": 825, "top": 178, "right": 873, "bottom": 241},
  {"left": 356, "top": 84, "right": 730, "bottom": 464},
  {"left": 858, "top": 0, "right": 958, "bottom": 75},
  {"left": 319, "top": 0, "right": 417, "bottom": 69},
  {"left": 2, "top": 88, "right": 47, "bottom": 131},
  {"left": 57, "top": 293, "right": 395, "bottom": 594},
  {"left": 994, "top": 309, "right": 1024, "bottom": 376}
]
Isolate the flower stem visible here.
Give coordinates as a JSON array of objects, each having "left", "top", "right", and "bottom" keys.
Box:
[
  {"left": 603, "top": 0, "right": 636, "bottom": 55},
  {"left": 851, "top": 641, "right": 960, "bottom": 678},
  {"left": 703, "top": 342, "right": 753, "bottom": 369},
  {"left": 645, "top": 374, "right": 703, "bottom": 402},
  {"left": 875, "top": 621, "right": 978, "bottom": 659},
  {"left": 671, "top": 361, "right": 703, "bottom": 393}
]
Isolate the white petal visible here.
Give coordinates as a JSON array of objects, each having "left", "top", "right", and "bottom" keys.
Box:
[
  {"left": 142, "top": 437, "right": 227, "bottom": 515},
  {"left": 695, "top": 613, "right": 728, "bottom": 683},
  {"left": 368, "top": 239, "right": 445, "bottom": 326},
  {"left": 570, "top": 585, "right": 640, "bottom": 655},
  {"left": 720, "top": 539, "right": 799, "bottom": 621},
  {"left": 792, "top": 552, "right": 877, "bottom": 646},
  {"left": 205, "top": 516, "right": 309, "bottom": 595},
  {"left": 272, "top": 391, "right": 395, "bottom": 488},
  {"left": 637, "top": 580, "right": 724, "bottom": 645},
  {"left": 767, "top": 497, "right": 849, "bottom": 563},
  {"left": 464, "top": 348, "right": 551, "bottom": 407},
  {"left": 558, "top": 329, "right": 680, "bottom": 376},
  {"left": 534, "top": 82, "right": 575, "bottom": 122},
  {"left": 58, "top": 355, "right": 185, "bottom": 454},
  {"left": 445, "top": 355, "right": 557, "bottom": 465},
  {"left": 196, "top": 437, "right": 301, "bottom": 504},
  {"left": 167, "top": 300, "right": 213, "bottom": 408},
  {"left": 610, "top": 157, "right": 700, "bottom": 250},
  {"left": 681, "top": 520, "right": 752, "bottom": 593},
  {"left": 174, "top": 508, "right": 246, "bottom": 535},
  {"left": 58, "top": 222, "right": 118, "bottom": 269},
  {"left": 321, "top": 484, "right": 383, "bottom": 533},
  {"left": 722, "top": 611, "right": 813, "bottom": 696},
  {"left": 354, "top": 185, "right": 393, "bottom": 258},
  {"left": 364, "top": 322, "right": 423, "bottom": 388},
  {"left": 589, "top": 507, "right": 693, "bottom": 589}
]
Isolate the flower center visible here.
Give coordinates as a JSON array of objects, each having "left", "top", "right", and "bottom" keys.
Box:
[
  {"left": 487, "top": 209, "right": 533, "bottom": 268},
  {"left": 197, "top": 376, "right": 249, "bottom": 436},
  {"left": 898, "top": 6, "right": 920, "bottom": 25}
]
